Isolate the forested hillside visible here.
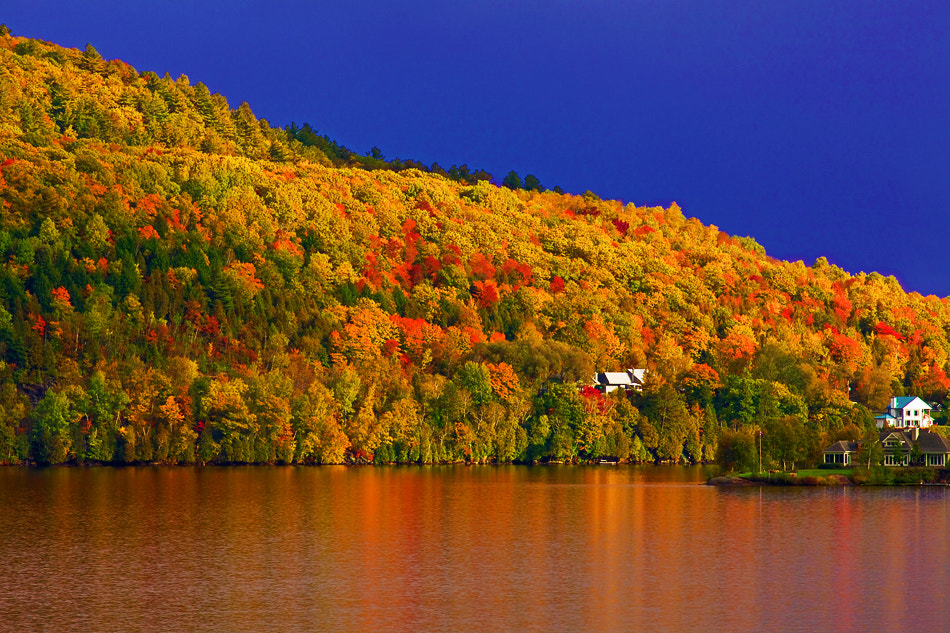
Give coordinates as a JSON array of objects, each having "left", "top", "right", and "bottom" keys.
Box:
[{"left": 2, "top": 31, "right": 948, "bottom": 467}]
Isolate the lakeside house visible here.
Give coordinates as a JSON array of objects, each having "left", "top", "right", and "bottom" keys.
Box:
[
  {"left": 592, "top": 369, "right": 647, "bottom": 394},
  {"left": 875, "top": 396, "right": 934, "bottom": 429},
  {"left": 824, "top": 394, "right": 950, "bottom": 466},
  {"left": 822, "top": 428, "right": 950, "bottom": 467},
  {"left": 823, "top": 440, "right": 861, "bottom": 466}
]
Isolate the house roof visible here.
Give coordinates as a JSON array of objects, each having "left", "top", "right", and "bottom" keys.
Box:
[
  {"left": 823, "top": 431, "right": 950, "bottom": 456},
  {"left": 892, "top": 396, "right": 931, "bottom": 411},
  {"left": 823, "top": 441, "right": 860, "bottom": 454},
  {"left": 914, "top": 431, "right": 950, "bottom": 454},
  {"left": 598, "top": 372, "right": 635, "bottom": 385},
  {"left": 880, "top": 430, "right": 950, "bottom": 454},
  {"left": 595, "top": 369, "right": 647, "bottom": 386}
]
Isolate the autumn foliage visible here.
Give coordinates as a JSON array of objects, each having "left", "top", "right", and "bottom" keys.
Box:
[{"left": 0, "top": 32, "right": 948, "bottom": 468}]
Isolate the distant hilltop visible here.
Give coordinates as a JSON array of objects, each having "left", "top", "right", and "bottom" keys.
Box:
[{"left": 1, "top": 30, "right": 948, "bottom": 469}]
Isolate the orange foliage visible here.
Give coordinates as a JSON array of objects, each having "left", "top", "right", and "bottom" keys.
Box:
[
  {"left": 486, "top": 362, "right": 520, "bottom": 400},
  {"left": 50, "top": 286, "right": 71, "bottom": 308},
  {"left": 226, "top": 261, "right": 264, "bottom": 291},
  {"left": 138, "top": 225, "right": 160, "bottom": 240}
]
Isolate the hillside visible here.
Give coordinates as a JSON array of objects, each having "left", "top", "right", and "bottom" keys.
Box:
[{"left": 1, "top": 31, "right": 948, "bottom": 467}]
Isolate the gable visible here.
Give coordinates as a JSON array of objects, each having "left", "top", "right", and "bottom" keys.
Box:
[
  {"left": 881, "top": 432, "right": 907, "bottom": 448},
  {"left": 893, "top": 396, "right": 931, "bottom": 411}
]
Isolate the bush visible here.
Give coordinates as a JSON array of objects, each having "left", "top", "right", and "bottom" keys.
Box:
[{"left": 850, "top": 466, "right": 937, "bottom": 485}]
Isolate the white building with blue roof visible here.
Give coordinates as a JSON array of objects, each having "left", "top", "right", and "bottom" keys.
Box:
[{"left": 875, "top": 396, "right": 934, "bottom": 429}]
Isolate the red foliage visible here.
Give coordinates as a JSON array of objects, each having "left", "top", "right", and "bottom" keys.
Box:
[
  {"left": 422, "top": 255, "right": 442, "bottom": 280},
  {"left": 360, "top": 253, "right": 384, "bottom": 290},
  {"left": 415, "top": 199, "right": 436, "bottom": 214},
  {"left": 549, "top": 275, "right": 565, "bottom": 295},
  {"left": 469, "top": 252, "right": 496, "bottom": 280},
  {"left": 833, "top": 290, "right": 853, "bottom": 322},
  {"left": 633, "top": 225, "right": 656, "bottom": 237},
  {"left": 500, "top": 258, "right": 532, "bottom": 288},
  {"left": 474, "top": 280, "right": 500, "bottom": 308},
  {"left": 579, "top": 385, "right": 611, "bottom": 415},
  {"left": 442, "top": 244, "right": 462, "bottom": 266},
  {"left": 201, "top": 316, "right": 220, "bottom": 336},
  {"left": 382, "top": 338, "right": 401, "bottom": 357},
  {"left": 829, "top": 332, "right": 862, "bottom": 366},
  {"left": 611, "top": 218, "right": 629, "bottom": 236},
  {"left": 30, "top": 313, "right": 46, "bottom": 336},
  {"left": 874, "top": 322, "right": 903, "bottom": 340},
  {"left": 641, "top": 325, "right": 655, "bottom": 349}
]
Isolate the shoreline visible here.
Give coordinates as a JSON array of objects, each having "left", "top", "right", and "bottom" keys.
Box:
[{"left": 708, "top": 467, "right": 950, "bottom": 486}]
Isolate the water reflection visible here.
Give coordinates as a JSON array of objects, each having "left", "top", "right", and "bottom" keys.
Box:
[{"left": 1, "top": 466, "right": 949, "bottom": 632}]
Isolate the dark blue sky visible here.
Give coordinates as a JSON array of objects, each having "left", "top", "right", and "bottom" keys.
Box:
[{"left": 6, "top": 1, "right": 949, "bottom": 296}]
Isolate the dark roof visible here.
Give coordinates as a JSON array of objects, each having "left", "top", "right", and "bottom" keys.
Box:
[
  {"left": 823, "top": 441, "right": 860, "bottom": 454},
  {"left": 880, "top": 429, "right": 950, "bottom": 454}
]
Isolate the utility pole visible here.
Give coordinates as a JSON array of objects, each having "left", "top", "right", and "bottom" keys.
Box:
[{"left": 758, "top": 430, "right": 763, "bottom": 474}]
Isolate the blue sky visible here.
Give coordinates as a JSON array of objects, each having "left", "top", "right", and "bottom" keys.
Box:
[{"left": 6, "top": 1, "right": 949, "bottom": 295}]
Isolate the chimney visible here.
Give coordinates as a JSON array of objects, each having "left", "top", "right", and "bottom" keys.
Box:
[{"left": 912, "top": 427, "right": 919, "bottom": 441}]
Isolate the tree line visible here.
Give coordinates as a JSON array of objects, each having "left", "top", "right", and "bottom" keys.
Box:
[{"left": 1, "top": 30, "right": 948, "bottom": 468}]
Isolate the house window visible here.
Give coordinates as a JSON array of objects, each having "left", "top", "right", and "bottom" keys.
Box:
[
  {"left": 885, "top": 454, "right": 906, "bottom": 466},
  {"left": 927, "top": 454, "right": 946, "bottom": 467}
]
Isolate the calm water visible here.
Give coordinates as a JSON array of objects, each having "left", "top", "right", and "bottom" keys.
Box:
[{"left": 2, "top": 465, "right": 949, "bottom": 632}]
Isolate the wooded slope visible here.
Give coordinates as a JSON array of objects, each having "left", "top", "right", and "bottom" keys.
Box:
[{"left": 1, "top": 32, "right": 947, "bottom": 467}]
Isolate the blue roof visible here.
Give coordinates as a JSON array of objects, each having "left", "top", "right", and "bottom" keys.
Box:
[{"left": 892, "top": 396, "right": 930, "bottom": 410}]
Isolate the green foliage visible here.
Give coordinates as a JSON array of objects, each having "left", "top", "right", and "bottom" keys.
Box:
[{"left": 715, "top": 429, "right": 756, "bottom": 473}]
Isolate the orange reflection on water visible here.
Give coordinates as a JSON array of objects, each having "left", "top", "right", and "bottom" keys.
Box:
[{"left": 4, "top": 467, "right": 950, "bottom": 632}]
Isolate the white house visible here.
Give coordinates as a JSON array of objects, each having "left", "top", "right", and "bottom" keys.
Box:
[
  {"left": 875, "top": 396, "right": 934, "bottom": 429},
  {"left": 593, "top": 369, "right": 647, "bottom": 394}
]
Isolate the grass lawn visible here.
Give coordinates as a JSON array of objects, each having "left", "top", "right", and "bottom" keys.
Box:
[
  {"left": 792, "top": 469, "right": 852, "bottom": 477},
  {"left": 736, "top": 469, "right": 853, "bottom": 478}
]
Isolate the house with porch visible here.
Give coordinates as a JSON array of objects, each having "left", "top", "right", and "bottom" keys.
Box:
[
  {"left": 592, "top": 369, "right": 647, "bottom": 394},
  {"left": 875, "top": 396, "right": 934, "bottom": 429},
  {"left": 823, "top": 440, "right": 860, "bottom": 466},
  {"left": 822, "top": 428, "right": 950, "bottom": 467},
  {"left": 880, "top": 428, "right": 950, "bottom": 467}
]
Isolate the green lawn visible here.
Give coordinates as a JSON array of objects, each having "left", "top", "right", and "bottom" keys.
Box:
[
  {"left": 792, "top": 469, "right": 852, "bottom": 477},
  {"left": 736, "top": 469, "right": 853, "bottom": 478}
]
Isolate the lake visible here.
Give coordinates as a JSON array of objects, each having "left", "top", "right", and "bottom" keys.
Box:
[{"left": 2, "top": 465, "right": 949, "bottom": 632}]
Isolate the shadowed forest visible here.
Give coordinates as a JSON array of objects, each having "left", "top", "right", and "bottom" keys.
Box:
[{"left": 2, "top": 31, "right": 949, "bottom": 468}]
